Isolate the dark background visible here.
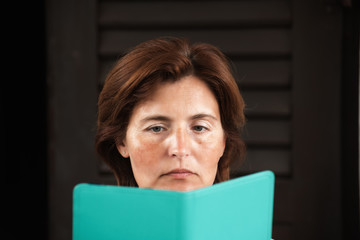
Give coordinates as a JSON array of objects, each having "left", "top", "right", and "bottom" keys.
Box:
[
  {"left": 3, "top": 0, "right": 47, "bottom": 239},
  {"left": 3, "top": 0, "right": 359, "bottom": 239}
]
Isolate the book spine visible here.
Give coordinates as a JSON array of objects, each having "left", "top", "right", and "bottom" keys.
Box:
[{"left": 177, "top": 194, "right": 196, "bottom": 240}]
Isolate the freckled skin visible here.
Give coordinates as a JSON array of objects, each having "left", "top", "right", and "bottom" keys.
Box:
[{"left": 117, "top": 76, "right": 226, "bottom": 192}]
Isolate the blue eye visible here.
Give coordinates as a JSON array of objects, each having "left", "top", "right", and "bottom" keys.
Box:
[
  {"left": 150, "top": 126, "right": 163, "bottom": 133},
  {"left": 193, "top": 126, "right": 206, "bottom": 132}
]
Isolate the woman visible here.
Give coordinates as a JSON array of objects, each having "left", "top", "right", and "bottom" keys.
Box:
[{"left": 95, "top": 37, "right": 246, "bottom": 192}]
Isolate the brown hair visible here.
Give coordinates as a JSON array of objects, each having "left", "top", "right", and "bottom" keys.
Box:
[{"left": 95, "top": 37, "right": 246, "bottom": 186}]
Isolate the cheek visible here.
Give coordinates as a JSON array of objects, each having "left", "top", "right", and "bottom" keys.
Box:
[
  {"left": 195, "top": 132, "right": 226, "bottom": 170},
  {"left": 126, "top": 135, "right": 164, "bottom": 176},
  {"left": 201, "top": 132, "right": 225, "bottom": 158}
]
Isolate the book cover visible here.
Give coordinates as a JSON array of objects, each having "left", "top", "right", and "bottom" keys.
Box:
[{"left": 73, "top": 170, "right": 275, "bottom": 240}]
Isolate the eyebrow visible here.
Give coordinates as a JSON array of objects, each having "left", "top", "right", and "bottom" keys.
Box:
[
  {"left": 140, "top": 113, "right": 218, "bottom": 123},
  {"left": 140, "top": 115, "right": 171, "bottom": 123},
  {"left": 190, "top": 113, "right": 218, "bottom": 121}
]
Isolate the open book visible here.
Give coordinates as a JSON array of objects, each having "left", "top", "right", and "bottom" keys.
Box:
[{"left": 73, "top": 170, "right": 275, "bottom": 240}]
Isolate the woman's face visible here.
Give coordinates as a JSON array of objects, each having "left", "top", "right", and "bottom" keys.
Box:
[{"left": 117, "top": 76, "right": 226, "bottom": 192}]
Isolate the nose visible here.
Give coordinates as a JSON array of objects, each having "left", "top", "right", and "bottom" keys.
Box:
[{"left": 168, "top": 127, "right": 191, "bottom": 158}]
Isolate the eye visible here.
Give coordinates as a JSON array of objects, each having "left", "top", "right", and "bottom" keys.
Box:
[
  {"left": 149, "top": 126, "right": 164, "bottom": 133},
  {"left": 193, "top": 125, "right": 206, "bottom": 132}
]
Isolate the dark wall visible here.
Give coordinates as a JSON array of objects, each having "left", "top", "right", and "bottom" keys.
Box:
[
  {"left": 3, "top": 1, "right": 47, "bottom": 239},
  {"left": 341, "top": 1, "right": 360, "bottom": 239}
]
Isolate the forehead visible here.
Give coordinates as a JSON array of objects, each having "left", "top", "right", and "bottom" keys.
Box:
[{"left": 131, "top": 76, "right": 220, "bottom": 119}]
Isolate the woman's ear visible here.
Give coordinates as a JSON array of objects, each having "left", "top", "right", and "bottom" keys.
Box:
[{"left": 116, "top": 142, "right": 129, "bottom": 158}]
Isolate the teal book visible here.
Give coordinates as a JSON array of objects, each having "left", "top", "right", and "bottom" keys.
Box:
[{"left": 73, "top": 170, "right": 275, "bottom": 240}]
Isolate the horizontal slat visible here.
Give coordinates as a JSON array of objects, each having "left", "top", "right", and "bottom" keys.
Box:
[
  {"left": 99, "top": 1, "right": 291, "bottom": 27},
  {"left": 242, "top": 90, "right": 291, "bottom": 117},
  {"left": 98, "top": 59, "right": 291, "bottom": 87},
  {"left": 242, "top": 120, "right": 291, "bottom": 146},
  {"left": 98, "top": 29, "right": 291, "bottom": 57},
  {"left": 234, "top": 60, "right": 291, "bottom": 87},
  {"left": 231, "top": 148, "right": 291, "bottom": 176}
]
